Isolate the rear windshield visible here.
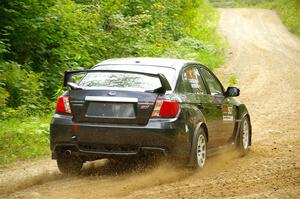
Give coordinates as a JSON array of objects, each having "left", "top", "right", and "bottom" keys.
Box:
[{"left": 78, "top": 65, "right": 175, "bottom": 90}]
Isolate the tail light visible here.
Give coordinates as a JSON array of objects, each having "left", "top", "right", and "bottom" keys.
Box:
[
  {"left": 151, "top": 99, "right": 180, "bottom": 118},
  {"left": 56, "top": 96, "right": 72, "bottom": 115}
]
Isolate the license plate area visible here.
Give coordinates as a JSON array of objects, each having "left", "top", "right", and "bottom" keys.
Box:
[{"left": 86, "top": 102, "right": 136, "bottom": 119}]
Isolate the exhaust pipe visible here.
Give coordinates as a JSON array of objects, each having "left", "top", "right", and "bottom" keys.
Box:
[{"left": 64, "top": 150, "right": 72, "bottom": 157}]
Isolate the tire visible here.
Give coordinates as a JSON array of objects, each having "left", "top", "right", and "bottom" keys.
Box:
[
  {"left": 237, "top": 116, "right": 251, "bottom": 156},
  {"left": 57, "top": 155, "right": 83, "bottom": 175},
  {"left": 190, "top": 127, "right": 207, "bottom": 169}
]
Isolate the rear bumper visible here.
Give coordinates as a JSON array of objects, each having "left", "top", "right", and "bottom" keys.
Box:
[{"left": 50, "top": 114, "right": 189, "bottom": 159}]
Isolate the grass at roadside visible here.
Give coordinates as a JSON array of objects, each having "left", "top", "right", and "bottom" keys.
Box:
[
  {"left": 209, "top": 0, "right": 300, "bottom": 38},
  {"left": 0, "top": 1, "right": 225, "bottom": 166},
  {"left": 0, "top": 116, "right": 51, "bottom": 165}
]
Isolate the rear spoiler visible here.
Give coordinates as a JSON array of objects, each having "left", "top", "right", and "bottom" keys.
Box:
[{"left": 64, "top": 69, "right": 172, "bottom": 93}]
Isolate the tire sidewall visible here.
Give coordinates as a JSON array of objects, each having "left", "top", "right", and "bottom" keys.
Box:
[
  {"left": 191, "top": 127, "right": 207, "bottom": 169},
  {"left": 238, "top": 116, "right": 250, "bottom": 156}
]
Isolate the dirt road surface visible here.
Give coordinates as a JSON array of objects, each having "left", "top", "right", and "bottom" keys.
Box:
[{"left": 1, "top": 8, "right": 300, "bottom": 199}]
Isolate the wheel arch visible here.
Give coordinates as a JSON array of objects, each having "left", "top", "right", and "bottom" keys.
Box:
[
  {"left": 200, "top": 123, "right": 208, "bottom": 143},
  {"left": 192, "top": 121, "right": 209, "bottom": 143},
  {"left": 234, "top": 104, "right": 252, "bottom": 146}
]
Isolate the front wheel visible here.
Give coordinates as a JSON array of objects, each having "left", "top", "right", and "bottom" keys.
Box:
[
  {"left": 191, "top": 127, "right": 207, "bottom": 169},
  {"left": 237, "top": 116, "right": 251, "bottom": 156}
]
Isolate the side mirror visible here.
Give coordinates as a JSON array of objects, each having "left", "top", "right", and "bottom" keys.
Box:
[{"left": 225, "top": 87, "right": 240, "bottom": 97}]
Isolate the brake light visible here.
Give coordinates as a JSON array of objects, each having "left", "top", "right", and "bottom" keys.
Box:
[
  {"left": 151, "top": 100, "right": 180, "bottom": 118},
  {"left": 56, "top": 96, "right": 72, "bottom": 115}
]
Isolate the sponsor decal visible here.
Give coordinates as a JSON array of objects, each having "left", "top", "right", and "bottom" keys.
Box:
[
  {"left": 223, "top": 105, "right": 228, "bottom": 113},
  {"left": 223, "top": 115, "right": 234, "bottom": 121},
  {"left": 186, "top": 70, "right": 195, "bottom": 79},
  {"left": 228, "top": 106, "right": 233, "bottom": 114},
  {"left": 223, "top": 105, "right": 234, "bottom": 122}
]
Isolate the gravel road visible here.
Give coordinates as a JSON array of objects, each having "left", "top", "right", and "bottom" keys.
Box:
[{"left": 1, "top": 8, "right": 300, "bottom": 199}]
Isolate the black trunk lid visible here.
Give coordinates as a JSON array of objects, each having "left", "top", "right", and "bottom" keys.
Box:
[{"left": 70, "top": 89, "right": 158, "bottom": 125}]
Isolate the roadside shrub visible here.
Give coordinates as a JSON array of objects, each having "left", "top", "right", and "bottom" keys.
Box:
[
  {"left": 1, "top": 0, "right": 225, "bottom": 101},
  {"left": 0, "top": 62, "right": 49, "bottom": 119},
  {"left": 0, "top": 117, "right": 50, "bottom": 164},
  {"left": 0, "top": 0, "right": 225, "bottom": 164}
]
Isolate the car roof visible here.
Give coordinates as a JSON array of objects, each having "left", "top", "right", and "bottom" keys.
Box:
[{"left": 95, "top": 57, "right": 200, "bottom": 70}]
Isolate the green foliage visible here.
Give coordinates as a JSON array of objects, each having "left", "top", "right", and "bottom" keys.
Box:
[
  {"left": 0, "top": 0, "right": 224, "bottom": 164},
  {"left": 209, "top": 0, "right": 300, "bottom": 38},
  {"left": 0, "top": 117, "right": 50, "bottom": 164},
  {"left": 1, "top": 0, "right": 225, "bottom": 98},
  {"left": 0, "top": 0, "right": 224, "bottom": 118},
  {"left": 164, "top": 1, "right": 225, "bottom": 68},
  {"left": 228, "top": 74, "right": 238, "bottom": 86},
  {"left": 0, "top": 61, "right": 51, "bottom": 118},
  {"left": 0, "top": 87, "right": 9, "bottom": 109}
]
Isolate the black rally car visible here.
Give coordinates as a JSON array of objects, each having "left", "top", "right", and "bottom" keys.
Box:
[{"left": 50, "top": 58, "right": 252, "bottom": 174}]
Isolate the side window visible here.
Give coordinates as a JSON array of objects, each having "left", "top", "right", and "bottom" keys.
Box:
[
  {"left": 178, "top": 67, "right": 207, "bottom": 94},
  {"left": 200, "top": 68, "right": 223, "bottom": 95}
]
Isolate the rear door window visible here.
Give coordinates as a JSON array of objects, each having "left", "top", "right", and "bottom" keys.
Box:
[{"left": 178, "top": 66, "right": 207, "bottom": 94}]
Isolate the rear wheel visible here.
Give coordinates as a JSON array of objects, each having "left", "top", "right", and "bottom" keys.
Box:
[
  {"left": 191, "top": 127, "right": 207, "bottom": 169},
  {"left": 237, "top": 116, "right": 251, "bottom": 156},
  {"left": 57, "top": 155, "right": 83, "bottom": 175}
]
